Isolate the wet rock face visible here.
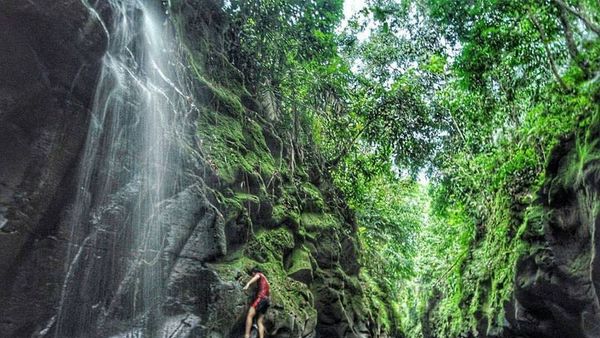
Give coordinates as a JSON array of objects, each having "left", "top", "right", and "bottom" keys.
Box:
[
  {"left": 0, "top": 0, "right": 107, "bottom": 264},
  {"left": 0, "top": 0, "right": 107, "bottom": 334},
  {"left": 510, "top": 133, "right": 600, "bottom": 338}
]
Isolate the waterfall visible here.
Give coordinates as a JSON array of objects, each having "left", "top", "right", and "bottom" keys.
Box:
[{"left": 53, "top": 1, "right": 194, "bottom": 336}]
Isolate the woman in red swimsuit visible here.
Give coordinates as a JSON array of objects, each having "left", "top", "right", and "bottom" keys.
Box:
[{"left": 243, "top": 267, "right": 270, "bottom": 338}]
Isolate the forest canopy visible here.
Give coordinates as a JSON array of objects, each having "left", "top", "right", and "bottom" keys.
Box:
[{"left": 224, "top": 0, "right": 599, "bottom": 336}]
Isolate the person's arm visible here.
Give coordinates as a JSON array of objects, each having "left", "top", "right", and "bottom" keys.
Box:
[{"left": 243, "top": 274, "right": 260, "bottom": 290}]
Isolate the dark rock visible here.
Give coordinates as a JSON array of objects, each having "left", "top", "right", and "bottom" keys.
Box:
[
  {"left": 286, "top": 246, "right": 314, "bottom": 284},
  {"left": 339, "top": 235, "right": 360, "bottom": 275},
  {"left": 508, "top": 134, "right": 600, "bottom": 338},
  {"left": 314, "top": 285, "right": 344, "bottom": 325},
  {"left": 0, "top": 1, "right": 107, "bottom": 335},
  {"left": 0, "top": 0, "right": 107, "bottom": 267}
]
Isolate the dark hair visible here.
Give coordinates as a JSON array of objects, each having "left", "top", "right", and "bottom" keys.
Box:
[{"left": 250, "top": 266, "right": 262, "bottom": 274}]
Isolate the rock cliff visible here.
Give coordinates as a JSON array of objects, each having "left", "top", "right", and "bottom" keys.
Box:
[
  {"left": 509, "top": 116, "right": 600, "bottom": 337},
  {"left": 421, "top": 113, "right": 600, "bottom": 338},
  {"left": 0, "top": 1, "right": 385, "bottom": 337}
]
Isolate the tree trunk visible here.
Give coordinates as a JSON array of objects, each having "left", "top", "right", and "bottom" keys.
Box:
[
  {"left": 557, "top": 6, "right": 591, "bottom": 79},
  {"left": 529, "top": 14, "right": 570, "bottom": 93}
]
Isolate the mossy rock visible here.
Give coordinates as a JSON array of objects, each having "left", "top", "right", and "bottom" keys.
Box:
[
  {"left": 211, "top": 253, "right": 312, "bottom": 310},
  {"left": 187, "top": 53, "right": 247, "bottom": 116},
  {"left": 300, "top": 215, "right": 345, "bottom": 270},
  {"left": 217, "top": 190, "right": 260, "bottom": 211},
  {"left": 210, "top": 254, "right": 256, "bottom": 283},
  {"left": 272, "top": 204, "right": 300, "bottom": 229},
  {"left": 300, "top": 212, "right": 340, "bottom": 232},
  {"left": 198, "top": 112, "right": 276, "bottom": 184},
  {"left": 245, "top": 227, "right": 294, "bottom": 263},
  {"left": 286, "top": 246, "right": 314, "bottom": 284},
  {"left": 212, "top": 250, "right": 317, "bottom": 336},
  {"left": 519, "top": 205, "right": 548, "bottom": 239},
  {"left": 300, "top": 182, "right": 325, "bottom": 212}
]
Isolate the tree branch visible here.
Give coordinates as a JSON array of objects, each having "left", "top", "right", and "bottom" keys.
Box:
[
  {"left": 326, "top": 118, "right": 372, "bottom": 170},
  {"left": 556, "top": 5, "right": 591, "bottom": 78},
  {"left": 529, "top": 13, "right": 570, "bottom": 93},
  {"left": 552, "top": 0, "right": 600, "bottom": 35}
]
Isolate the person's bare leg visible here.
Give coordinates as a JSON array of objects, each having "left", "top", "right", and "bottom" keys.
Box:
[
  {"left": 244, "top": 307, "right": 256, "bottom": 338},
  {"left": 257, "top": 314, "right": 265, "bottom": 338}
]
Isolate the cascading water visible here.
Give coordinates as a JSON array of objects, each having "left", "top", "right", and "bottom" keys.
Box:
[{"left": 53, "top": 1, "right": 195, "bottom": 336}]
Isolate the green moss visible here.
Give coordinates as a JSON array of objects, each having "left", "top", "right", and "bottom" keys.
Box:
[
  {"left": 359, "top": 270, "right": 394, "bottom": 332},
  {"left": 519, "top": 205, "right": 549, "bottom": 239},
  {"left": 198, "top": 111, "right": 276, "bottom": 184},
  {"left": 211, "top": 254, "right": 256, "bottom": 281},
  {"left": 286, "top": 246, "right": 314, "bottom": 283},
  {"left": 270, "top": 183, "right": 305, "bottom": 228},
  {"left": 566, "top": 252, "right": 592, "bottom": 275},
  {"left": 271, "top": 204, "right": 287, "bottom": 224},
  {"left": 234, "top": 192, "right": 260, "bottom": 205},
  {"left": 300, "top": 182, "right": 325, "bottom": 211},
  {"left": 272, "top": 204, "right": 300, "bottom": 229},
  {"left": 186, "top": 48, "right": 247, "bottom": 115},
  {"left": 245, "top": 227, "right": 294, "bottom": 263},
  {"left": 245, "top": 119, "right": 271, "bottom": 154},
  {"left": 181, "top": 36, "right": 277, "bottom": 185},
  {"left": 559, "top": 136, "right": 600, "bottom": 187},
  {"left": 422, "top": 191, "right": 531, "bottom": 338},
  {"left": 216, "top": 190, "right": 261, "bottom": 212},
  {"left": 300, "top": 212, "right": 340, "bottom": 231}
]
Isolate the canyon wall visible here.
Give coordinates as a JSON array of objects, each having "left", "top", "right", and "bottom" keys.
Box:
[{"left": 0, "top": 1, "right": 388, "bottom": 337}]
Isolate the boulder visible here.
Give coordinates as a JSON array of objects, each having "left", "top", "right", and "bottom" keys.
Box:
[{"left": 286, "top": 246, "right": 314, "bottom": 284}]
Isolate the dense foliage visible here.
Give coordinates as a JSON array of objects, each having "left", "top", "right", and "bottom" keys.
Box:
[
  {"left": 223, "top": 0, "right": 599, "bottom": 336},
  {"left": 351, "top": 1, "right": 598, "bottom": 336}
]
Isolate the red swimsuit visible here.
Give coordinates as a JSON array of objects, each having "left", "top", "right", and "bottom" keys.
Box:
[{"left": 250, "top": 273, "right": 270, "bottom": 308}]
